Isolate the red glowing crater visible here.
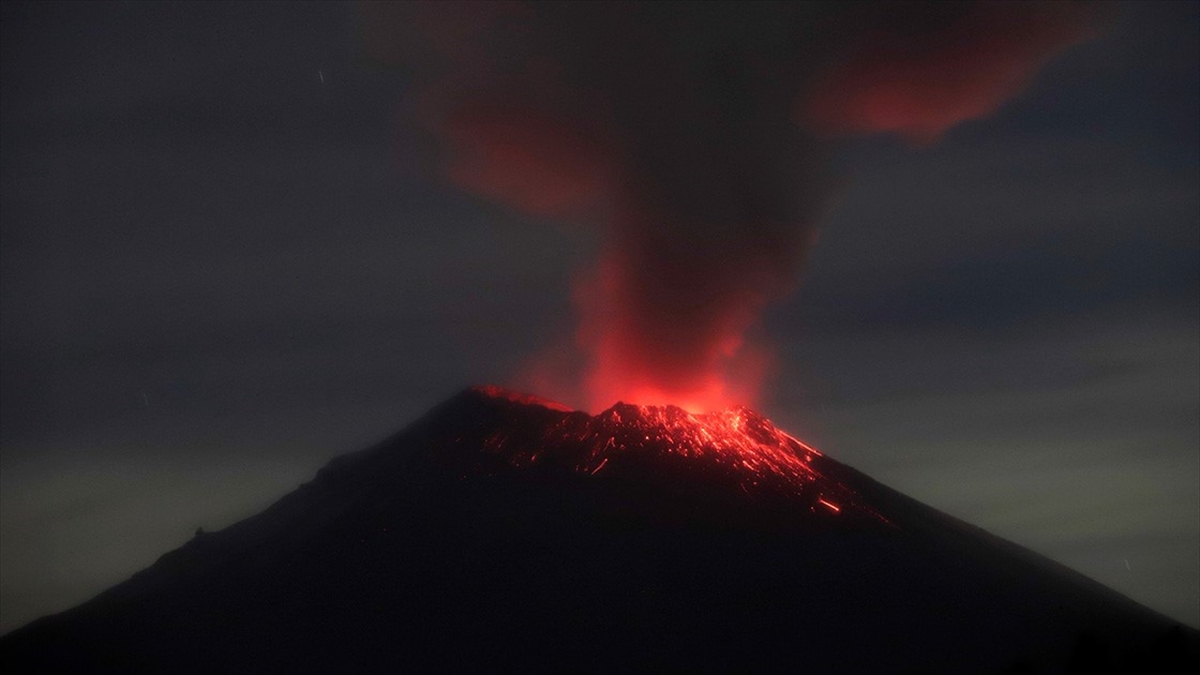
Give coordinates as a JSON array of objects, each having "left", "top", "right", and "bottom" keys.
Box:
[{"left": 464, "top": 386, "right": 888, "bottom": 523}]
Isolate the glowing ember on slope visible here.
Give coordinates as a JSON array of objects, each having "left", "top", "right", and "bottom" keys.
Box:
[
  {"left": 580, "top": 402, "right": 823, "bottom": 480},
  {"left": 466, "top": 386, "right": 887, "bottom": 523}
]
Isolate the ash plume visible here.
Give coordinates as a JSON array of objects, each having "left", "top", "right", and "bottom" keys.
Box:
[
  {"left": 359, "top": 1, "right": 1101, "bottom": 411},
  {"left": 803, "top": 2, "right": 1103, "bottom": 142}
]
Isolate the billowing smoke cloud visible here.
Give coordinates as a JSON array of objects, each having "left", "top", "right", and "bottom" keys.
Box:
[
  {"left": 360, "top": 1, "right": 1100, "bottom": 412},
  {"left": 803, "top": 2, "right": 1102, "bottom": 142}
]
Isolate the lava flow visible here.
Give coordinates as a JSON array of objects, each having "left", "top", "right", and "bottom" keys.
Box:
[{"left": 453, "top": 386, "right": 888, "bottom": 523}]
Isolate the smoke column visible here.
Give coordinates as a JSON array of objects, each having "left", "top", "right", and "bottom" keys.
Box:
[{"left": 360, "top": 1, "right": 1101, "bottom": 412}]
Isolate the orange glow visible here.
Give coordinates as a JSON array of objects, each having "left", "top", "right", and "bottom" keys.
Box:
[
  {"left": 469, "top": 386, "right": 890, "bottom": 523},
  {"left": 574, "top": 251, "right": 776, "bottom": 413},
  {"left": 817, "top": 498, "right": 841, "bottom": 513},
  {"left": 388, "top": 1, "right": 1103, "bottom": 421},
  {"left": 577, "top": 403, "right": 824, "bottom": 486}
]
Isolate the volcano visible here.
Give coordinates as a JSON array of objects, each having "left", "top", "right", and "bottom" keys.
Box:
[{"left": 2, "top": 386, "right": 1195, "bottom": 673}]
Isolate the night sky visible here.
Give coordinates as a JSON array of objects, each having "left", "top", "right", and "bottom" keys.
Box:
[{"left": 1, "top": 0, "right": 1197, "bottom": 635}]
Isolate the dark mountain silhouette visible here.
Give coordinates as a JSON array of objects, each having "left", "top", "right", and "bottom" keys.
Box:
[{"left": 2, "top": 386, "right": 1196, "bottom": 673}]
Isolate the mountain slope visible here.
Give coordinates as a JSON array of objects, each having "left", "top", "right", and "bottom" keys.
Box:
[{"left": 2, "top": 386, "right": 1195, "bottom": 673}]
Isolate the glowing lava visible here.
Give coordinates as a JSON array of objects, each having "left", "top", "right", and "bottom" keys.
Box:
[{"left": 461, "top": 386, "right": 888, "bottom": 523}]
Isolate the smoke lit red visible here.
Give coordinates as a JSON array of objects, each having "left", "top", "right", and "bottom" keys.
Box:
[
  {"left": 575, "top": 248, "right": 776, "bottom": 413},
  {"left": 361, "top": 2, "right": 1100, "bottom": 412},
  {"left": 802, "top": 2, "right": 1103, "bottom": 142}
]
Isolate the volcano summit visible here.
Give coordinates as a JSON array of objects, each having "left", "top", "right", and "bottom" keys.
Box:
[{"left": 1, "top": 387, "right": 1194, "bottom": 673}]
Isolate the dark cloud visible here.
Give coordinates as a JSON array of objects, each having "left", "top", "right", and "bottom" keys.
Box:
[{"left": 803, "top": 1, "right": 1103, "bottom": 141}]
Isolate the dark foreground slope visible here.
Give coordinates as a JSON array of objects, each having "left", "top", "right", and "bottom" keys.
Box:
[{"left": 2, "top": 387, "right": 1196, "bottom": 673}]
